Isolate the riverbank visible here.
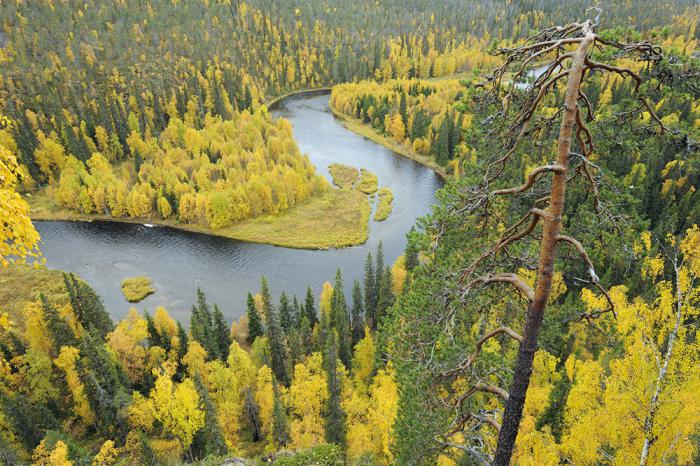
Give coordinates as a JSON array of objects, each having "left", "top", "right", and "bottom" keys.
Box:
[
  {"left": 265, "top": 87, "right": 332, "bottom": 109},
  {"left": 328, "top": 102, "right": 448, "bottom": 181},
  {"left": 28, "top": 188, "right": 370, "bottom": 250},
  {"left": 267, "top": 87, "right": 448, "bottom": 181}
]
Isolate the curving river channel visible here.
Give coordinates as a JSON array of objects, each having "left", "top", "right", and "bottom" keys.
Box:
[{"left": 34, "top": 93, "right": 442, "bottom": 323}]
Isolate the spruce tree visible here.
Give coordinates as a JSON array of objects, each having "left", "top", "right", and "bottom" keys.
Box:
[
  {"left": 244, "top": 387, "right": 262, "bottom": 442},
  {"left": 175, "top": 321, "right": 189, "bottom": 382},
  {"left": 271, "top": 381, "right": 291, "bottom": 448},
  {"left": 298, "top": 314, "right": 313, "bottom": 356},
  {"left": 304, "top": 286, "right": 317, "bottom": 326},
  {"left": 260, "top": 277, "right": 272, "bottom": 321},
  {"left": 323, "top": 330, "right": 346, "bottom": 449},
  {"left": 137, "top": 431, "right": 158, "bottom": 466},
  {"left": 330, "top": 269, "right": 352, "bottom": 369},
  {"left": 191, "top": 289, "right": 219, "bottom": 359},
  {"left": 291, "top": 295, "right": 301, "bottom": 328},
  {"left": 446, "top": 111, "right": 458, "bottom": 157},
  {"left": 144, "top": 311, "right": 163, "bottom": 348},
  {"left": 246, "top": 292, "right": 264, "bottom": 344},
  {"left": 434, "top": 117, "right": 450, "bottom": 166},
  {"left": 375, "top": 242, "right": 384, "bottom": 299},
  {"left": 266, "top": 303, "right": 290, "bottom": 386},
  {"left": 64, "top": 273, "right": 113, "bottom": 339},
  {"left": 40, "top": 294, "right": 77, "bottom": 353},
  {"left": 192, "top": 374, "right": 228, "bottom": 458},
  {"left": 376, "top": 266, "right": 395, "bottom": 326},
  {"left": 364, "top": 252, "right": 376, "bottom": 325},
  {"left": 535, "top": 369, "right": 572, "bottom": 442},
  {"left": 0, "top": 392, "right": 58, "bottom": 452},
  {"left": 279, "top": 292, "right": 292, "bottom": 333},
  {"left": 351, "top": 280, "right": 365, "bottom": 346},
  {"left": 212, "top": 304, "right": 231, "bottom": 360},
  {"left": 411, "top": 109, "right": 428, "bottom": 140},
  {"left": 399, "top": 91, "right": 408, "bottom": 128},
  {"left": 78, "top": 329, "right": 126, "bottom": 437}
]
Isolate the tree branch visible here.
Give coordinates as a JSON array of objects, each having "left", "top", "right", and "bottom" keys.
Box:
[
  {"left": 442, "top": 326, "right": 524, "bottom": 378},
  {"left": 492, "top": 164, "right": 565, "bottom": 196}
]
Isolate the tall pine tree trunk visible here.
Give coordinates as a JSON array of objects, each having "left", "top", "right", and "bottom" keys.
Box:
[{"left": 493, "top": 25, "right": 595, "bottom": 465}]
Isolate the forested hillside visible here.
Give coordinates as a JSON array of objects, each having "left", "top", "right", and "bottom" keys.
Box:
[{"left": 0, "top": 1, "right": 699, "bottom": 465}]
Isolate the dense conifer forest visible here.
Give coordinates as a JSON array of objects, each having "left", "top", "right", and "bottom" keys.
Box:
[{"left": 1, "top": 1, "right": 699, "bottom": 465}]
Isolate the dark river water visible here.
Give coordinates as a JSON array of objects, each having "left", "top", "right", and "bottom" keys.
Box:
[{"left": 34, "top": 93, "right": 442, "bottom": 323}]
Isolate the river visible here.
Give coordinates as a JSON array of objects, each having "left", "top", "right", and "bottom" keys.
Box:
[{"left": 34, "top": 93, "right": 442, "bottom": 323}]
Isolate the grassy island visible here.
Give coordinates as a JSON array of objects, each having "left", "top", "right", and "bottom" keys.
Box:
[
  {"left": 28, "top": 186, "right": 372, "bottom": 250},
  {"left": 328, "top": 163, "right": 360, "bottom": 189},
  {"left": 121, "top": 276, "right": 155, "bottom": 302},
  {"left": 374, "top": 187, "right": 394, "bottom": 221},
  {"left": 357, "top": 169, "right": 379, "bottom": 194},
  {"left": 223, "top": 189, "right": 371, "bottom": 249}
]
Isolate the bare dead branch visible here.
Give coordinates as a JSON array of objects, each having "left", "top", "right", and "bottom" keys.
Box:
[
  {"left": 585, "top": 58, "right": 642, "bottom": 91},
  {"left": 639, "top": 97, "right": 670, "bottom": 134},
  {"left": 556, "top": 234, "right": 599, "bottom": 282},
  {"left": 474, "top": 381, "right": 510, "bottom": 401},
  {"left": 469, "top": 274, "right": 535, "bottom": 302},
  {"left": 491, "top": 164, "right": 565, "bottom": 196}
]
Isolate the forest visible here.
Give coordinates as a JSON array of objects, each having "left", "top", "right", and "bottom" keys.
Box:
[{"left": 1, "top": 0, "right": 700, "bottom": 465}]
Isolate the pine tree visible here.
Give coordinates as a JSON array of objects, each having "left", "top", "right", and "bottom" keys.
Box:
[
  {"left": 212, "top": 304, "right": 231, "bottom": 360},
  {"left": 279, "top": 292, "right": 292, "bottom": 333},
  {"left": 330, "top": 269, "right": 352, "bottom": 369},
  {"left": 405, "top": 227, "right": 420, "bottom": 271},
  {"left": 271, "top": 381, "right": 291, "bottom": 448},
  {"left": 323, "top": 330, "right": 346, "bottom": 449},
  {"left": 364, "top": 252, "right": 376, "bottom": 325},
  {"left": 351, "top": 280, "right": 365, "bottom": 346},
  {"left": 304, "top": 286, "right": 317, "bottom": 326},
  {"left": 40, "top": 294, "right": 77, "bottom": 352},
  {"left": 266, "top": 303, "right": 290, "bottom": 386},
  {"left": 246, "top": 292, "right": 264, "bottom": 344}
]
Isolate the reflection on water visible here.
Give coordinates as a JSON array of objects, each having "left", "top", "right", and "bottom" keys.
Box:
[{"left": 34, "top": 93, "right": 442, "bottom": 323}]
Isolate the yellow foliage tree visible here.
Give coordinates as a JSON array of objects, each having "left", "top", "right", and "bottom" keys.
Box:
[
  {"left": 106, "top": 309, "right": 148, "bottom": 384},
  {"left": 150, "top": 371, "right": 205, "bottom": 449},
  {"left": 92, "top": 440, "right": 118, "bottom": 466},
  {"left": 287, "top": 352, "right": 328, "bottom": 449},
  {"left": 54, "top": 346, "right": 94, "bottom": 424},
  {"left": 255, "top": 365, "right": 275, "bottom": 438},
  {"left": 561, "top": 228, "right": 700, "bottom": 465},
  {"left": 1, "top": 138, "right": 40, "bottom": 266}
]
